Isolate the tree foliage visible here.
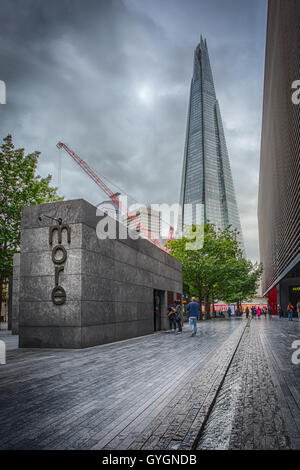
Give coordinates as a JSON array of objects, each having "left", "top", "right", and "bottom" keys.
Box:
[
  {"left": 0, "top": 135, "right": 62, "bottom": 297},
  {"left": 167, "top": 223, "right": 262, "bottom": 317}
]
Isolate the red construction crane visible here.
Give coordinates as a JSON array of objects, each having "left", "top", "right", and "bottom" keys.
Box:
[
  {"left": 56, "top": 141, "right": 173, "bottom": 254},
  {"left": 167, "top": 225, "right": 174, "bottom": 243}
]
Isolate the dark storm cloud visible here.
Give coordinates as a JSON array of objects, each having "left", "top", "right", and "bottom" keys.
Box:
[{"left": 0, "top": 0, "right": 267, "bottom": 261}]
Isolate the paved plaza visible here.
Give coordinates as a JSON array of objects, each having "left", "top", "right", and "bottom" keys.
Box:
[{"left": 0, "top": 318, "right": 299, "bottom": 450}]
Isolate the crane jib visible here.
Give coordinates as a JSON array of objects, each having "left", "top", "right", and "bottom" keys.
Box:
[{"left": 56, "top": 141, "right": 171, "bottom": 254}]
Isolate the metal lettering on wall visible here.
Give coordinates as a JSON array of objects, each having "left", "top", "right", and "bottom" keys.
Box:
[{"left": 49, "top": 224, "right": 71, "bottom": 305}]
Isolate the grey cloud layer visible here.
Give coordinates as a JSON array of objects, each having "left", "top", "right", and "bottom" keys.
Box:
[{"left": 0, "top": 0, "right": 267, "bottom": 261}]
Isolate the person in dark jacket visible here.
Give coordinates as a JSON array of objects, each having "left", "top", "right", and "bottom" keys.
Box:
[
  {"left": 174, "top": 301, "right": 184, "bottom": 333},
  {"left": 268, "top": 305, "right": 273, "bottom": 319},
  {"left": 235, "top": 307, "right": 241, "bottom": 317},
  {"left": 167, "top": 303, "right": 177, "bottom": 332},
  {"left": 245, "top": 307, "right": 249, "bottom": 319},
  {"left": 186, "top": 297, "right": 200, "bottom": 336}
]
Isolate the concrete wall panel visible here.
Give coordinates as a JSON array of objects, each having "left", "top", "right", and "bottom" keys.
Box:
[
  {"left": 19, "top": 300, "right": 81, "bottom": 327},
  {"left": 19, "top": 326, "right": 82, "bottom": 348}
]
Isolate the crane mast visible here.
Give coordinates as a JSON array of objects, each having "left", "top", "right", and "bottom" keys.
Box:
[{"left": 56, "top": 141, "right": 171, "bottom": 253}]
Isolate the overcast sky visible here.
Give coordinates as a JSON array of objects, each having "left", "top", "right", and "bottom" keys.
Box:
[{"left": 0, "top": 0, "right": 267, "bottom": 261}]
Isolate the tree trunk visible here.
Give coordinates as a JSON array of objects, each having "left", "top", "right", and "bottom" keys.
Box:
[
  {"left": 8, "top": 275, "right": 13, "bottom": 330},
  {"left": 198, "top": 287, "right": 203, "bottom": 321},
  {"left": 0, "top": 275, "right": 3, "bottom": 319},
  {"left": 204, "top": 286, "right": 211, "bottom": 320},
  {"left": 212, "top": 292, "right": 215, "bottom": 318}
]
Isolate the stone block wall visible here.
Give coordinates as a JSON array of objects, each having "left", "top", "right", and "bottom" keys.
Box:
[
  {"left": 12, "top": 253, "right": 20, "bottom": 334},
  {"left": 16, "top": 199, "right": 182, "bottom": 348}
]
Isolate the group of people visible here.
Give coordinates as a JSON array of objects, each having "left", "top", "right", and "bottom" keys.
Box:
[
  {"left": 245, "top": 305, "right": 273, "bottom": 318},
  {"left": 286, "top": 300, "right": 300, "bottom": 321},
  {"left": 275, "top": 301, "right": 300, "bottom": 321},
  {"left": 167, "top": 300, "right": 184, "bottom": 334},
  {"left": 167, "top": 298, "right": 300, "bottom": 337},
  {"left": 168, "top": 297, "right": 200, "bottom": 336}
]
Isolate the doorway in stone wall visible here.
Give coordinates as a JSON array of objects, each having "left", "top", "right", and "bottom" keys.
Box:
[{"left": 153, "top": 290, "right": 164, "bottom": 331}]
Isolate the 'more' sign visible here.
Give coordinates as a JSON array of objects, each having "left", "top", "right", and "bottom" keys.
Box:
[{"left": 49, "top": 224, "right": 71, "bottom": 305}]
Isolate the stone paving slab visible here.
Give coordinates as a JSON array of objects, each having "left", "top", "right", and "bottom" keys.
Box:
[
  {"left": 257, "top": 318, "right": 300, "bottom": 449},
  {"left": 0, "top": 320, "right": 243, "bottom": 450},
  {"left": 228, "top": 321, "right": 292, "bottom": 450},
  {"left": 197, "top": 317, "right": 300, "bottom": 450},
  {"left": 2, "top": 318, "right": 298, "bottom": 450},
  {"left": 123, "top": 323, "right": 246, "bottom": 450}
]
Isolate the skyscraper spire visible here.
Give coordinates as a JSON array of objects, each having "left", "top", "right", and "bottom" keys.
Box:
[{"left": 180, "top": 38, "right": 245, "bottom": 253}]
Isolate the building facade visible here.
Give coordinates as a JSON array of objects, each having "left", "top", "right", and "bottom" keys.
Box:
[
  {"left": 97, "top": 198, "right": 121, "bottom": 221},
  {"left": 258, "top": 0, "right": 300, "bottom": 314},
  {"left": 180, "top": 37, "right": 244, "bottom": 251},
  {"left": 126, "top": 206, "right": 161, "bottom": 240}
]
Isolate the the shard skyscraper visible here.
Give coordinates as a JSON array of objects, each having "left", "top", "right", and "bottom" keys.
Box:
[{"left": 180, "top": 37, "right": 245, "bottom": 252}]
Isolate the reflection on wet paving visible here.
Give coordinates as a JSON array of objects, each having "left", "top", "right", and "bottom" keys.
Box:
[
  {"left": 197, "top": 324, "right": 248, "bottom": 449},
  {"left": 198, "top": 319, "right": 295, "bottom": 450}
]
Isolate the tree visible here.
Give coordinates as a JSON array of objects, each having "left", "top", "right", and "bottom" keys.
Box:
[
  {"left": 167, "top": 223, "right": 262, "bottom": 318},
  {"left": 0, "top": 134, "right": 63, "bottom": 307},
  {"left": 217, "top": 257, "right": 263, "bottom": 307}
]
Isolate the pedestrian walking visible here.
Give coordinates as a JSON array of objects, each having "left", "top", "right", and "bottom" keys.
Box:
[
  {"left": 175, "top": 300, "right": 184, "bottom": 333},
  {"left": 167, "top": 303, "right": 177, "bottom": 332},
  {"left": 186, "top": 297, "right": 200, "bottom": 337},
  {"left": 227, "top": 307, "right": 231, "bottom": 319},
  {"left": 245, "top": 307, "right": 249, "bottom": 319},
  {"left": 278, "top": 305, "right": 284, "bottom": 318},
  {"left": 262, "top": 307, "right": 267, "bottom": 318},
  {"left": 287, "top": 303, "right": 294, "bottom": 321},
  {"left": 257, "top": 307, "right": 261, "bottom": 318},
  {"left": 268, "top": 305, "right": 272, "bottom": 318},
  {"left": 297, "top": 300, "right": 300, "bottom": 322},
  {"left": 251, "top": 306, "right": 256, "bottom": 319}
]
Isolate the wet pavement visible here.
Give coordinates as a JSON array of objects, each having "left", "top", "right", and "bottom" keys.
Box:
[
  {"left": 0, "top": 317, "right": 299, "bottom": 450},
  {"left": 197, "top": 324, "right": 248, "bottom": 450},
  {"left": 0, "top": 319, "right": 243, "bottom": 450},
  {"left": 198, "top": 318, "right": 296, "bottom": 450}
]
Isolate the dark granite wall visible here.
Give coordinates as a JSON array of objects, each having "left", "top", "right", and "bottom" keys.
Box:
[{"left": 15, "top": 199, "right": 182, "bottom": 348}]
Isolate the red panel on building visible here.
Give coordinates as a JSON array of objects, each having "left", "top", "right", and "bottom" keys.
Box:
[
  {"left": 268, "top": 286, "right": 278, "bottom": 315},
  {"left": 167, "top": 291, "right": 174, "bottom": 306}
]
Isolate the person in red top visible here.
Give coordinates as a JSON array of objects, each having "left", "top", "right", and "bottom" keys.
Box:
[
  {"left": 287, "top": 303, "right": 294, "bottom": 321},
  {"left": 257, "top": 307, "right": 261, "bottom": 317}
]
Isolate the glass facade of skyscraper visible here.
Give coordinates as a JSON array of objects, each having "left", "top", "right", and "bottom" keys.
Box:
[
  {"left": 180, "top": 38, "right": 245, "bottom": 251},
  {"left": 258, "top": 0, "right": 300, "bottom": 308}
]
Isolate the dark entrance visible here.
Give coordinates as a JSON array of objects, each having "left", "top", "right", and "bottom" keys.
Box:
[{"left": 153, "top": 290, "right": 164, "bottom": 331}]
